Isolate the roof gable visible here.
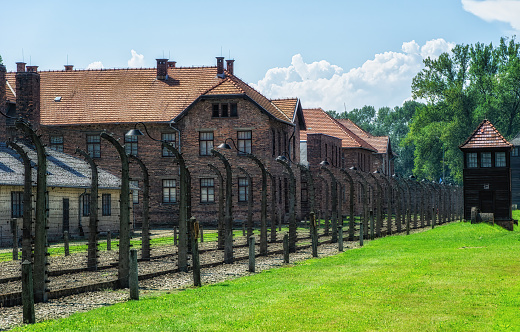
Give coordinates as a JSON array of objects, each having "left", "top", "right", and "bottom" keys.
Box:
[
  {"left": 337, "top": 118, "right": 391, "bottom": 155},
  {"left": 459, "top": 119, "right": 512, "bottom": 150},
  {"left": 302, "top": 108, "right": 376, "bottom": 151}
]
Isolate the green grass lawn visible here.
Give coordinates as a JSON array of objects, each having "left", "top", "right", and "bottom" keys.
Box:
[{"left": 13, "top": 219, "right": 520, "bottom": 331}]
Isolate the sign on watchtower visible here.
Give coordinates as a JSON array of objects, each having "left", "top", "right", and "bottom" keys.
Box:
[{"left": 459, "top": 119, "right": 513, "bottom": 230}]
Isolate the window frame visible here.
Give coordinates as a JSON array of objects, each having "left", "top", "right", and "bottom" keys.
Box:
[
  {"left": 102, "top": 194, "right": 112, "bottom": 216},
  {"left": 11, "top": 191, "right": 23, "bottom": 218},
  {"left": 467, "top": 152, "right": 477, "bottom": 168},
  {"left": 200, "top": 178, "right": 215, "bottom": 203},
  {"left": 49, "top": 135, "right": 64, "bottom": 152},
  {"left": 82, "top": 193, "right": 91, "bottom": 217},
  {"left": 495, "top": 152, "right": 506, "bottom": 167},
  {"left": 237, "top": 130, "right": 252, "bottom": 155},
  {"left": 238, "top": 177, "right": 250, "bottom": 202},
  {"left": 86, "top": 134, "right": 101, "bottom": 158},
  {"left": 481, "top": 152, "right": 492, "bottom": 168},
  {"left": 199, "top": 131, "right": 214, "bottom": 156},
  {"left": 162, "top": 179, "right": 177, "bottom": 204},
  {"left": 130, "top": 180, "right": 139, "bottom": 204},
  {"left": 124, "top": 134, "right": 138, "bottom": 156},
  {"left": 161, "top": 133, "right": 176, "bottom": 157}
]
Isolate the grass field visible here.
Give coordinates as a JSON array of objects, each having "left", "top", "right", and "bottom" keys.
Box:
[{"left": 12, "top": 218, "right": 520, "bottom": 331}]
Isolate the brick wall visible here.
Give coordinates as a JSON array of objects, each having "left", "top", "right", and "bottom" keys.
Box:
[{"left": 40, "top": 96, "right": 302, "bottom": 226}]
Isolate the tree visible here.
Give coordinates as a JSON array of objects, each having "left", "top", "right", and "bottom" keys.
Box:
[
  {"left": 0, "top": 54, "right": 3, "bottom": 65},
  {"left": 405, "top": 36, "right": 520, "bottom": 183},
  {"left": 328, "top": 101, "right": 422, "bottom": 177}
]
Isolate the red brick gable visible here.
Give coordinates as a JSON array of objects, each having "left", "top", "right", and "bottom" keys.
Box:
[
  {"left": 302, "top": 108, "right": 376, "bottom": 151},
  {"left": 337, "top": 118, "right": 390, "bottom": 155},
  {"left": 459, "top": 119, "right": 512, "bottom": 149}
]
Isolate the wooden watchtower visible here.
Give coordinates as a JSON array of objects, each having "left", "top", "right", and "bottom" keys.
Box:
[{"left": 459, "top": 120, "right": 513, "bottom": 229}]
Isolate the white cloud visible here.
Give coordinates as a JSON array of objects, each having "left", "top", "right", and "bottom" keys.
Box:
[
  {"left": 252, "top": 39, "right": 455, "bottom": 112},
  {"left": 128, "top": 49, "right": 145, "bottom": 68},
  {"left": 86, "top": 61, "right": 104, "bottom": 70},
  {"left": 462, "top": 0, "right": 520, "bottom": 31}
]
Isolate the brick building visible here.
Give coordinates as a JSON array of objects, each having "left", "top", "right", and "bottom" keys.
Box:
[
  {"left": 299, "top": 108, "right": 386, "bottom": 217},
  {"left": 0, "top": 59, "right": 305, "bottom": 227}
]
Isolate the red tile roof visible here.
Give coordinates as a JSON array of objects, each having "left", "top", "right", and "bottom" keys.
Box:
[
  {"left": 271, "top": 98, "right": 298, "bottom": 122},
  {"left": 6, "top": 67, "right": 294, "bottom": 126},
  {"left": 459, "top": 119, "right": 512, "bottom": 149},
  {"left": 337, "top": 118, "right": 390, "bottom": 154},
  {"left": 301, "top": 108, "right": 376, "bottom": 151}
]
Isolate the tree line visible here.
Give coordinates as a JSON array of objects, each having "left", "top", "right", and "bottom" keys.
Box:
[{"left": 328, "top": 36, "right": 520, "bottom": 184}]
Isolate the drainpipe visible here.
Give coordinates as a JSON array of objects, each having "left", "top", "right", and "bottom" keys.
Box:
[{"left": 169, "top": 121, "right": 181, "bottom": 153}]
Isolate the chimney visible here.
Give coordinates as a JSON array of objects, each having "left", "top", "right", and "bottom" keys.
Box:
[
  {"left": 16, "top": 62, "right": 26, "bottom": 73},
  {"left": 226, "top": 59, "right": 235, "bottom": 75},
  {"left": 167, "top": 61, "right": 176, "bottom": 68},
  {"left": 156, "top": 58, "right": 168, "bottom": 80},
  {"left": 216, "top": 57, "right": 225, "bottom": 78},
  {"left": 26, "top": 66, "right": 38, "bottom": 73},
  {"left": 16, "top": 62, "right": 40, "bottom": 127},
  {"left": 64, "top": 65, "right": 74, "bottom": 72}
]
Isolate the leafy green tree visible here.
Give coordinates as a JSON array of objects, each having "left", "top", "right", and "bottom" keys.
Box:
[
  {"left": 0, "top": 54, "right": 3, "bottom": 65},
  {"left": 406, "top": 36, "right": 520, "bottom": 183}
]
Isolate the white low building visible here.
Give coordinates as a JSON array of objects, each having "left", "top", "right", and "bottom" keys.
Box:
[{"left": 0, "top": 141, "right": 129, "bottom": 246}]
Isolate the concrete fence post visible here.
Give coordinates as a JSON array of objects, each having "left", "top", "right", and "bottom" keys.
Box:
[
  {"left": 11, "top": 218, "right": 18, "bottom": 261},
  {"left": 190, "top": 217, "right": 201, "bottom": 287},
  {"left": 338, "top": 227, "right": 344, "bottom": 252},
  {"left": 64, "top": 231, "right": 70, "bottom": 256},
  {"left": 174, "top": 226, "right": 178, "bottom": 246},
  {"left": 310, "top": 211, "right": 318, "bottom": 258},
  {"left": 22, "top": 260, "right": 35, "bottom": 324},
  {"left": 283, "top": 234, "right": 289, "bottom": 264},
  {"left": 359, "top": 222, "right": 364, "bottom": 247},
  {"left": 129, "top": 249, "right": 139, "bottom": 300},
  {"left": 249, "top": 236, "right": 255, "bottom": 273},
  {"left": 370, "top": 210, "right": 375, "bottom": 240},
  {"left": 107, "top": 230, "right": 112, "bottom": 251}
]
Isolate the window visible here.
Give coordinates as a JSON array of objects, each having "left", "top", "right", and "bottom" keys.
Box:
[
  {"left": 162, "top": 133, "right": 176, "bottom": 157},
  {"left": 212, "top": 103, "right": 238, "bottom": 118},
  {"left": 82, "top": 194, "right": 91, "bottom": 216},
  {"left": 238, "top": 177, "right": 250, "bottom": 202},
  {"left": 221, "top": 104, "right": 229, "bottom": 117},
  {"left": 102, "top": 194, "right": 111, "bottom": 216},
  {"left": 11, "top": 191, "right": 23, "bottom": 218},
  {"left": 212, "top": 104, "right": 220, "bottom": 117},
  {"left": 87, "top": 135, "right": 101, "bottom": 158},
  {"left": 50, "top": 135, "right": 64, "bottom": 152},
  {"left": 125, "top": 135, "right": 138, "bottom": 156},
  {"left": 200, "top": 178, "right": 215, "bottom": 203},
  {"left": 130, "top": 180, "right": 139, "bottom": 204},
  {"left": 481, "top": 152, "right": 492, "bottom": 168},
  {"left": 199, "top": 132, "right": 214, "bottom": 156},
  {"left": 513, "top": 147, "right": 519, "bottom": 157},
  {"left": 301, "top": 181, "right": 308, "bottom": 203},
  {"left": 237, "top": 131, "right": 252, "bottom": 154},
  {"left": 230, "top": 103, "right": 238, "bottom": 117},
  {"left": 162, "top": 179, "right": 177, "bottom": 203},
  {"left": 495, "top": 152, "right": 506, "bottom": 167}
]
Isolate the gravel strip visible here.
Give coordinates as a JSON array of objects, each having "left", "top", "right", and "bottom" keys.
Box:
[{"left": 0, "top": 224, "right": 445, "bottom": 331}]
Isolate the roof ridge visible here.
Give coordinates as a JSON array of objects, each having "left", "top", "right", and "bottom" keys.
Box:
[
  {"left": 332, "top": 116, "right": 376, "bottom": 151},
  {"left": 227, "top": 74, "right": 291, "bottom": 122}
]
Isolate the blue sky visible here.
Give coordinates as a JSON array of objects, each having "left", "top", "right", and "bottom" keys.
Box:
[{"left": 1, "top": 0, "right": 519, "bottom": 111}]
